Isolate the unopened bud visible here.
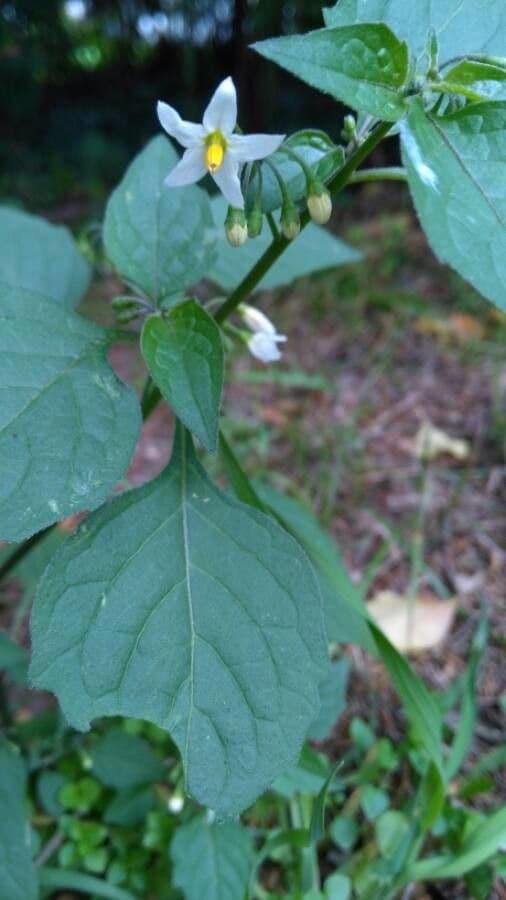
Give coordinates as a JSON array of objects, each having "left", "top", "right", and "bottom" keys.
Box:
[
  {"left": 342, "top": 114, "right": 356, "bottom": 141},
  {"left": 116, "top": 309, "right": 141, "bottom": 324},
  {"left": 111, "top": 296, "right": 139, "bottom": 312},
  {"left": 225, "top": 206, "right": 248, "bottom": 247},
  {"left": 280, "top": 201, "right": 300, "bottom": 241},
  {"left": 247, "top": 206, "right": 263, "bottom": 239},
  {"left": 307, "top": 181, "right": 332, "bottom": 225}
]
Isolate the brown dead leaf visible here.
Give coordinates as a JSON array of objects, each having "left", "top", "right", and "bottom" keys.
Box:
[
  {"left": 415, "top": 313, "right": 485, "bottom": 344},
  {"left": 367, "top": 590, "right": 457, "bottom": 653}
]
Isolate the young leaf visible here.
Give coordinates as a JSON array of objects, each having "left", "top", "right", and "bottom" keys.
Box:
[
  {"left": 0, "top": 206, "right": 90, "bottom": 309},
  {"left": 307, "top": 658, "right": 349, "bottom": 741},
  {"left": 0, "top": 742, "right": 38, "bottom": 900},
  {"left": 30, "top": 427, "right": 327, "bottom": 815},
  {"left": 324, "top": 0, "right": 506, "bottom": 70},
  {"left": 400, "top": 99, "right": 506, "bottom": 312},
  {"left": 171, "top": 817, "right": 255, "bottom": 900},
  {"left": 256, "top": 483, "right": 375, "bottom": 652},
  {"left": 91, "top": 727, "right": 165, "bottom": 789},
  {"left": 103, "top": 136, "right": 216, "bottom": 305},
  {"left": 141, "top": 300, "right": 224, "bottom": 453},
  {"left": 209, "top": 197, "right": 361, "bottom": 294},
  {"left": 253, "top": 25, "right": 408, "bottom": 121},
  {"left": 445, "top": 61, "right": 506, "bottom": 102},
  {"left": 310, "top": 762, "right": 343, "bottom": 843},
  {"left": 0, "top": 290, "right": 141, "bottom": 542},
  {"left": 407, "top": 807, "right": 506, "bottom": 881}
]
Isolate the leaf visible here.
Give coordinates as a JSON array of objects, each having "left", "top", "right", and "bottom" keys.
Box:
[
  {"left": 171, "top": 817, "right": 255, "bottom": 900},
  {"left": 407, "top": 807, "right": 506, "bottom": 881},
  {"left": 104, "top": 785, "right": 154, "bottom": 826},
  {"left": 324, "top": 0, "right": 506, "bottom": 70},
  {"left": 375, "top": 810, "right": 411, "bottom": 859},
  {"left": 103, "top": 136, "right": 216, "bottom": 305},
  {"left": 0, "top": 206, "right": 90, "bottom": 309},
  {"left": 445, "top": 618, "right": 487, "bottom": 780},
  {"left": 273, "top": 745, "right": 332, "bottom": 799},
  {"left": 141, "top": 300, "right": 224, "bottom": 453},
  {"left": 370, "top": 623, "right": 444, "bottom": 775},
  {"left": 445, "top": 60, "right": 506, "bottom": 102},
  {"left": 209, "top": 197, "right": 361, "bottom": 294},
  {"left": 307, "top": 658, "right": 349, "bottom": 741},
  {"left": 0, "top": 742, "right": 38, "bottom": 900},
  {"left": 310, "top": 762, "right": 342, "bottom": 843},
  {"left": 400, "top": 100, "right": 506, "bottom": 312},
  {"left": 324, "top": 873, "right": 351, "bottom": 900},
  {"left": 256, "top": 483, "right": 375, "bottom": 652},
  {"left": 39, "top": 867, "right": 138, "bottom": 900},
  {"left": 30, "top": 427, "right": 327, "bottom": 815},
  {"left": 360, "top": 784, "right": 389, "bottom": 821},
  {"left": 367, "top": 590, "right": 457, "bottom": 652},
  {"left": 0, "top": 632, "right": 28, "bottom": 683},
  {"left": 253, "top": 24, "right": 409, "bottom": 121},
  {"left": 91, "top": 727, "right": 165, "bottom": 789},
  {"left": 0, "top": 289, "right": 141, "bottom": 542},
  {"left": 330, "top": 816, "right": 358, "bottom": 851}
]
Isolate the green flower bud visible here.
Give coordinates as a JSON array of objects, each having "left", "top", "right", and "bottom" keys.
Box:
[
  {"left": 280, "top": 201, "right": 300, "bottom": 241},
  {"left": 307, "top": 181, "right": 332, "bottom": 225},
  {"left": 111, "top": 297, "right": 139, "bottom": 312},
  {"left": 225, "top": 206, "right": 248, "bottom": 247},
  {"left": 116, "top": 309, "right": 141, "bottom": 324},
  {"left": 247, "top": 206, "right": 263, "bottom": 239},
  {"left": 342, "top": 114, "right": 356, "bottom": 141}
]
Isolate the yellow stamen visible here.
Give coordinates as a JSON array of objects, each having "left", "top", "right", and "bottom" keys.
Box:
[{"left": 205, "top": 141, "right": 225, "bottom": 173}]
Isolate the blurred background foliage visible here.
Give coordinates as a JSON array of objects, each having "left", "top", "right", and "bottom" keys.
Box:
[{"left": 0, "top": 0, "right": 346, "bottom": 207}]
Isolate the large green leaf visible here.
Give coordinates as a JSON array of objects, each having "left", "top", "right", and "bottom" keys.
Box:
[
  {"left": 210, "top": 198, "right": 361, "bottom": 294},
  {"left": 0, "top": 289, "right": 141, "bottom": 542},
  {"left": 141, "top": 300, "right": 223, "bottom": 453},
  {"left": 253, "top": 24, "right": 409, "bottom": 121},
  {"left": 30, "top": 427, "right": 327, "bottom": 815},
  {"left": 401, "top": 100, "right": 506, "bottom": 312},
  {"left": 0, "top": 742, "right": 38, "bottom": 900},
  {"left": 256, "top": 483, "right": 375, "bottom": 652},
  {"left": 0, "top": 206, "right": 90, "bottom": 309},
  {"left": 171, "top": 817, "right": 254, "bottom": 900},
  {"left": 308, "top": 658, "right": 349, "bottom": 741},
  {"left": 323, "top": 0, "right": 506, "bottom": 69},
  {"left": 103, "top": 136, "right": 216, "bottom": 305}
]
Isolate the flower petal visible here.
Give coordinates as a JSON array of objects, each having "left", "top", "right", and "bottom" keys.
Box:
[
  {"left": 228, "top": 132, "right": 285, "bottom": 163},
  {"left": 157, "top": 101, "right": 205, "bottom": 148},
  {"left": 203, "top": 76, "right": 237, "bottom": 134},
  {"left": 241, "top": 304, "right": 276, "bottom": 335},
  {"left": 248, "top": 332, "right": 286, "bottom": 363},
  {"left": 213, "top": 154, "right": 244, "bottom": 208},
  {"left": 164, "top": 147, "right": 207, "bottom": 187}
]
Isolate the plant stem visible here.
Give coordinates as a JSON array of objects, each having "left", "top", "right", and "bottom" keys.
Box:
[
  {"left": 215, "top": 119, "right": 392, "bottom": 324},
  {"left": 426, "top": 81, "right": 485, "bottom": 102},
  {"left": 348, "top": 166, "right": 407, "bottom": 184},
  {"left": 0, "top": 527, "right": 51, "bottom": 584}
]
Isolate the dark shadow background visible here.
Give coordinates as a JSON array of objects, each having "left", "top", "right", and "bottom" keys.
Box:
[{"left": 1, "top": 0, "right": 353, "bottom": 208}]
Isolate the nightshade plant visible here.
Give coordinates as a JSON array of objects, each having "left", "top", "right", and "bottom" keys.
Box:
[{"left": 1, "top": 2, "right": 506, "bottom": 897}]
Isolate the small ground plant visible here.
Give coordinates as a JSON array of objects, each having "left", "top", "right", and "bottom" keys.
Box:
[{"left": 1, "top": 2, "right": 505, "bottom": 898}]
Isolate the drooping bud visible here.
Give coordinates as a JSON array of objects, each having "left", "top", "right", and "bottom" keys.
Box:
[
  {"left": 307, "top": 180, "right": 332, "bottom": 225},
  {"left": 280, "top": 200, "right": 300, "bottom": 241},
  {"left": 247, "top": 205, "right": 263, "bottom": 239},
  {"left": 225, "top": 206, "right": 248, "bottom": 247}
]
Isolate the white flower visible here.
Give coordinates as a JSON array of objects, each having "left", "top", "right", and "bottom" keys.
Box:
[
  {"left": 240, "top": 304, "right": 287, "bottom": 363},
  {"left": 157, "top": 77, "right": 285, "bottom": 209}
]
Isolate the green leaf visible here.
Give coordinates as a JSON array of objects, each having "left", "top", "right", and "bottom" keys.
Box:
[
  {"left": 445, "top": 618, "right": 487, "bottom": 779},
  {"left": 171, "top": 817, "right": 255, "bottom": 900},
  {"left": 324, "top": 0, "right": 506, "bottom": 70},
  {"left": 330, "top": 816, "right": 358, "bottom": 851},
  {"left": 0, "top": 742, "right": 38, "bottom": 900},
  {"left": 104, "top": 785, "right": 154, "bottom": 826},
  {"left": 407, "top": 807, "right": 506, "bottom": 881},
  {"left": 273, "top": 745, "right": 332, "bottom": 799},
  {"left": 39, "top": 867, "right": 138, "bottom": 900},
  {"left": 141, "top": 300, "right": 224, "bottom": 453},
  {"left": 103, "top": 136, "right": 216, "bottom": 305},
  {"left": 36, "top": 770, "right": 68, "bottom": 817},
  {"left": 324, "top": 873, "right": 351, "bottom": 900},
  {"left": 0, "top": 632, "right": 28, "bottom": 684},
  {"left": 400, "top": 99, "right": 506, "bottom": 312},
  {"left": 253, "top": 25, "right": 408, "bottom": 121},
  {"left": 307, "top": 658, "right": 349, "bottom": 741},
  {"left": 91, "top": 727, "right": 165, "bottom": 789},
  {"left": 30, "top": 427, "right": 327, "bottom": 815},
  {"left": 0, "top": 206, "right": 90, "bottom": 309},
  {"left": 445, "top": 61, "right": 506, "bottom": 102},
  {"left": 0, "top": 290, "right": 141, "bottom": 542},
  {"left": 360, "top": 784, "right": 389, "bottom": 821},
  {"left": 310, "top": 762, "right": 342, "bottom": 843},
  {"left": 375, "top": 810, "right": 410, "bottom": 859},
  {"left": 370, "top": 624, "right": 444, "bottom": 774},
  {"left": 209, "top": 197, "right": 361, "bottom": 294},
  {"left": 256, "top": 483, "right": 375, "bottom": 652}
]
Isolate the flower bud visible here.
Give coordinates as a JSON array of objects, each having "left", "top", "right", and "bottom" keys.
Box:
[
  {"left": 280, "top": 201, "right": 300, "bottom": 240},
  {"left": 342, "top": 114, "right": 356, "bottom": 141},
  {"left": 247, "top": 206, "right": 263, "bottom": 239},
  {"left": 225, "top": 206, "right": 248, "bottom": 247},
  {"left": 307, "top": 181, "right": 332, "bottom": 225}
]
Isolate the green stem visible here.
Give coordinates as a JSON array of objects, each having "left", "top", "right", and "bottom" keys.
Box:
[
  {"left": 426, "top": 80, "right": 485, "bottom": 102},
  {"left": 277, "top": 144, "right": 314, "bottom": 184},
  {"left": 348, "top": 166, "right": 407, "bottom": 184},
  {"left": 215, "top": 119, "right": 392, "bottom": 325},
  {"left": 0, "top": 527, "right": 51, "bottom": 584}
]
